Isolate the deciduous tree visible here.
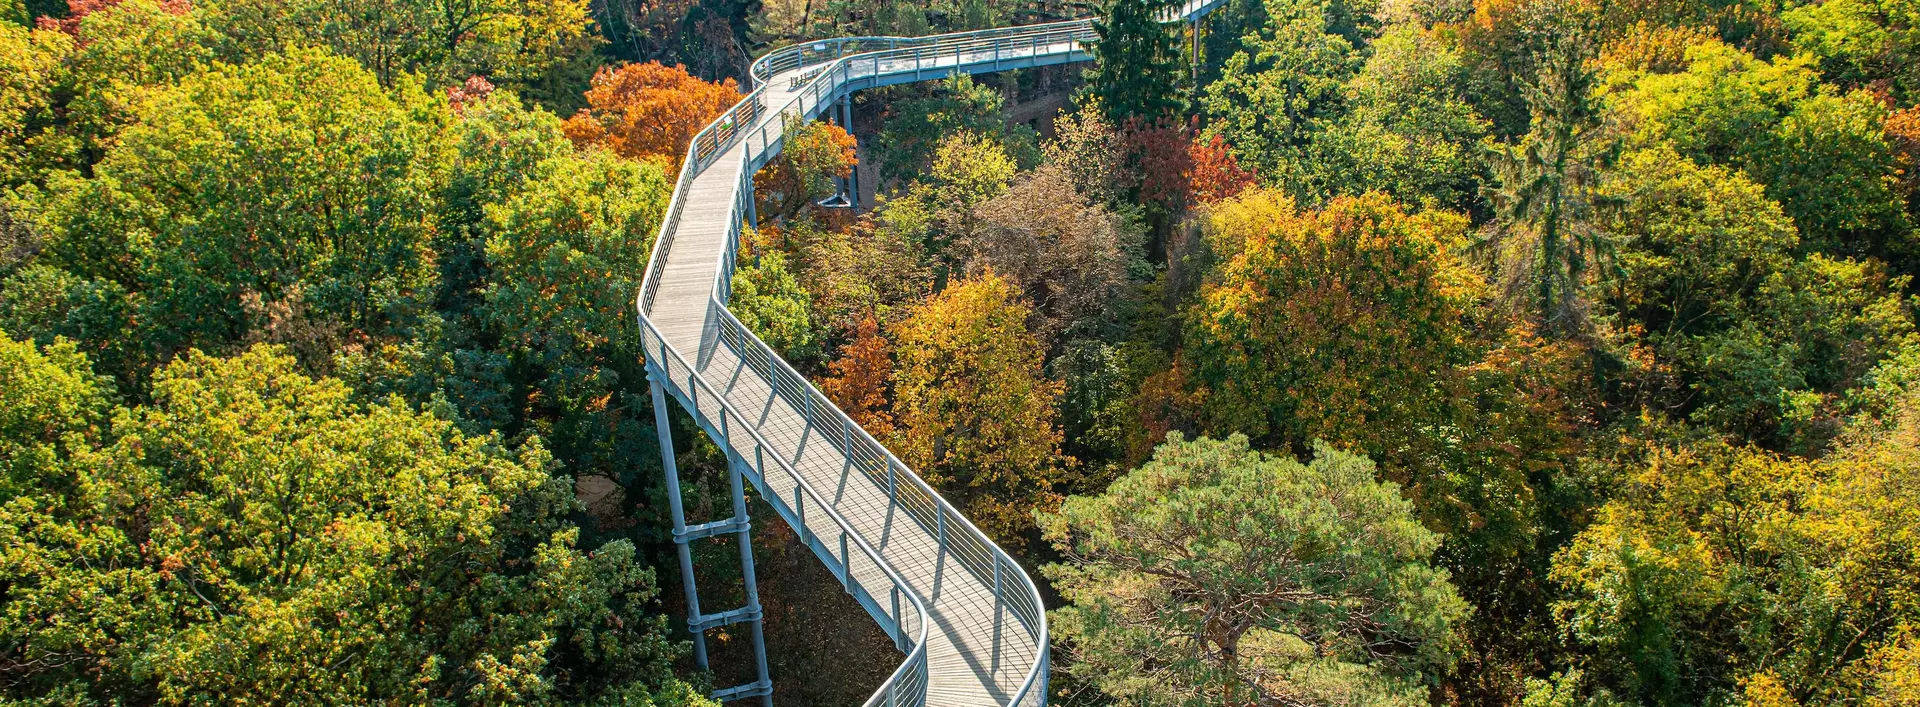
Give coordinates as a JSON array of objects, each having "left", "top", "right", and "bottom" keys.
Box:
[
  {"left": 1199, "top": 0, "right": 1357, "bottom": 185},
  {"left": 1600, "top": 145, "right": 1916, "bottom": 449},
  {"left": 820, "top": 316, "right": 894, "bottom": 436},
  {"left": 0, "top": 21, "right": 69, "bottom": 189},
  {"left": 0, "top": 340, "right": 711, "bottom": 705},
  {"left": 1551, "top": 381, "right": 1920, "bottom": 706},
  {"left": 969, "top": 162, "right": 1142, "bottom": 344},
  {"left": 730, "top": 250, "right": 819, "bottom": 361},
  {"left": 1184, "top": 189, "right": 1485, "bottom": 452},
  {"left": 1186, "top": 133, "right": 1256, "bottom": 205},
  {"left": 561, "top": 61, "right": 742, "bottom": 169},
  {"left": 753, "top": 116, "right": 856, "bottom": 223},
  {"left": 872, "top": 73, "right": 1035, "bottom": 181},
  {"left": 27, "top": 48, "right": 445, "bottom": 379},
  {"left": 1307, "top": 23, "right": 1489, "bottom": 208},
  {"left": 889, "top": 271, "right": 1064, "bottom": 539}
]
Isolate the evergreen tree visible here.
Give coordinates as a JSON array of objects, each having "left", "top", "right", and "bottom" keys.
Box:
[
  {"left": 1086, "top": 0, "right": 1187, "bottom": 124},
  {"left": 1482, "top": 28, "right": 1614, "bottom": 334}
]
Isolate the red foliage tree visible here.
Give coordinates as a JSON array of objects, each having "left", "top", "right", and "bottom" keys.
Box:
[{"left": 1186, "top": 133, "right": 1256, "bottom": 205}]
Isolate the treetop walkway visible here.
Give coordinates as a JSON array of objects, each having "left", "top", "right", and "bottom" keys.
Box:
[{"left": 635, "top": 4, "right": 1226, "bottom": 704}]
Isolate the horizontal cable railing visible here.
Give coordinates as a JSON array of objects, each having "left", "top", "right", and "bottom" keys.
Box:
[
  {"left": 747, "top": 19, "right": 1093, "bottom": 87},
  {"left": 711, "top": 303, "right": 1049, "bottom": 653}
]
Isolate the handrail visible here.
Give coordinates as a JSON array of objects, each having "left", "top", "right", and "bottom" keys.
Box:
[
  {"left": 747, "top": 19, "right": 1093, "bottom": 87},
  {"left": 633, "top": 8, "right": 1222, "bottom": 704},
  {"left": 638, "top": 312, "right": 933, "bottom": 706},
  {"left": 710, "top": 300, "right": 1051, "bottom": 702}
]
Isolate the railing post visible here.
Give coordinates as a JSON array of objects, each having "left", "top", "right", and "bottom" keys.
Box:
[
  {"left": 993, "top": 559, "right": 1004, "bottom": 672},
  {"left": 744, "top": 170, "right": 759, "bottom": 234},
  {"left": 839, "top": 532, "right": 851, "bottom": 587},
  {"left": 890, "top": 586, "right": 905, "bottom": 651}
]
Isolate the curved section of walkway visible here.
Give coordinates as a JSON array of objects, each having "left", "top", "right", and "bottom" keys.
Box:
[{"left": 635, "top": 6, "right": 1224, "bottom": 705}]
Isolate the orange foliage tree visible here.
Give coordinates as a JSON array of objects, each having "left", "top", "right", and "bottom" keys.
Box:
[
  {"left": 1186, "top": 133, "right": 1256, "bottom": 205},
  {"left": 562, "top": 61, "right": 742, "bottom": 168},
  {"left": 820, "top": 317, "right": 894, "bottom": 437}
]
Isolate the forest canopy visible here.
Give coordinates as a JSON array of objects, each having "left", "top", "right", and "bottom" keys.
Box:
[{"left": 3, "top": 0, "right": 1920, "bottom": 703}]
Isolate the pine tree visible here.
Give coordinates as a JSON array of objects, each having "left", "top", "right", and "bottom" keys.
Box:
[{"left": 1086, "top": 0, "right": 1187, "bottom": 124}]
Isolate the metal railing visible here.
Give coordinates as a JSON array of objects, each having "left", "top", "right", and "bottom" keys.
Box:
[
  {"left": 634, "top": 7, "right": 1223, "bottom": 704},
  {"left": 639, "top": 314, "right": 933, "bottom": 706},
  {"left": 711, "top": 302, "right": 1050, "bottom": 702}
]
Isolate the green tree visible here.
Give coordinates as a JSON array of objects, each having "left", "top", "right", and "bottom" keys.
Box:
[
  {"left": 27, "top": 48, "right": 446, "bottom": 379},
  {"left": 1605, "top": 39, "right": 1813, "bottom": 168},
  {"left": 1085, "top": 0, "right": 1187, "bottom": 123},
  {"left": 477, "top": 145, "right": 669, "bottom": 478},
  {"left": 1747, "top": 89, "right": 1912, "bottom": 261},
  {"left": 872, "top": 73, "right": 1036, "bottom": 181},
  {"left": 0, "top": 21, "right": 69, "bottom": 189},
  {"left": 1781, "top": 0, "right": 1920, "bottom": 104},
  {"left": 0, "top": 340, "right": 710, "bottom": 705},
  {"left": 197, "top": 0, "right": 600, "bottom": 99},
  {"left": 57, "top": 0, "right": 212, "bottom": 163},
  {"left": 1043, "top": 432, "right": 1469, "bottom": 706},
  {"left": 1599, "top": 145, "right": 1916, "bottom": 449},
  {"left": 1199, "top": 0, "right": 1357, "bottom": 186},
  {"left": 884, "top": 131, "right": 1017, "bottom": 283},
  {"left": 889, "top": 271, "right": 1064, "bottom": 539},
  {"left": 1305, "top": 23, "right": 1490, "bottom": 207},
  {"left": 730, "top": 250, "right": 819, "bottom": 362}
]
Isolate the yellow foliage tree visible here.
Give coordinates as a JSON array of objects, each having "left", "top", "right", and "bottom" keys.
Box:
[
  {"left": 1184, "top": 188, "right": 1486, "bottom": 451},
  {"left": 889, "top": 271, "right": 1065, "bottom": 540}
]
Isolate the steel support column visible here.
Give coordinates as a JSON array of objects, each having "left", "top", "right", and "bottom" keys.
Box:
[
  {"left": 650, "top": 375, "right": 708, "bottom": 669},
  {"left": 840, "top": 94, "right": 861, "bottom": 209},
  {"left": 650, "top": 372, "right": 774, "bottom": 704},
  {"left": 745, "top": 176, "right": 758, "bottom": 233},
  {"left": 723, "top": 417, "right": 773, "bottom": 707},
  {"left": 1191, "top": 15, "right": 1202, "bottom": 81}
]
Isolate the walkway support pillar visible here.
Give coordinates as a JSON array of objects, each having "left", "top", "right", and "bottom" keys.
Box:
[
  {"left": 727, "top": 448, "right": 774, "bottom": 707},
  {"left": 745, "top": 176, "right": 758, "bottom": 233},
  {"left": 650, "top": 372, "right": 775, "bottom": 705},
  {"left": 650, "top": 374, "right": 709, "bottom": 669},
  {"left": 840, "top": 94, "right": 861, "bottom": 209},
  {"left": 1191, "top": 15, "right": 1202, "bottom": 81}
]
